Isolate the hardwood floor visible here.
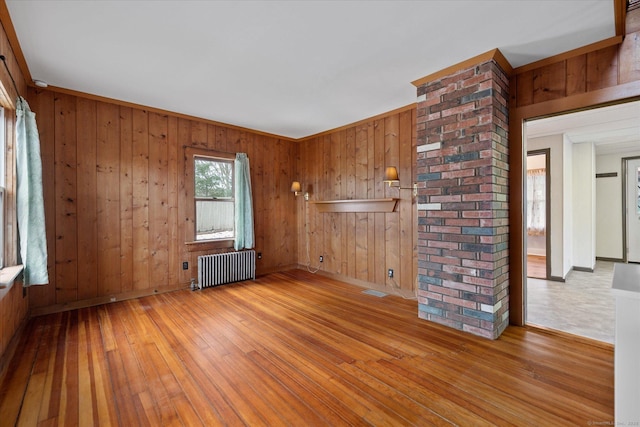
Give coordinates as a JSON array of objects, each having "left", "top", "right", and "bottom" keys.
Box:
[
  {"left": 0, "top": 270, "right": 613, "bottom": 426},
  {"left": 527, "top": 255, "right": 546, "bottom": 279}
]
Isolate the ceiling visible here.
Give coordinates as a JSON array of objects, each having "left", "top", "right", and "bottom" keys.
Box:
[
  {"left": 6, "top": 1, "right": 617, "bottom": 139},
  {"left": 526, "top": 100, "right": 640, "bottom": 156}
]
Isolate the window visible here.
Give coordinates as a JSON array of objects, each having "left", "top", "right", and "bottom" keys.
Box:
[
  {"left": 194, "top": 156, "right": 234, "bottom": 241},
  {"left": 0, "top": 107, "right": 5, "bottom": 269}
]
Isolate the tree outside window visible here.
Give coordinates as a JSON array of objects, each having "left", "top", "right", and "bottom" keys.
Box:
[{"left": 194, "top": 156, "right": 234, "bottom": 240}]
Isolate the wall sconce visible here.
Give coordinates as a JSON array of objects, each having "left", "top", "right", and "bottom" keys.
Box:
[
  {"left": 291, "top": 181, "right": 309, "bottom": 200},
  {"left": 383, "top": 166, "right": 417, "bottom": 197}
]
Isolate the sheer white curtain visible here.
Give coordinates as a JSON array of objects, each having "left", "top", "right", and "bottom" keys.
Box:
[
  {"left": 527, "top": 168, "right": 546, "bottom": 236},
  {"left": 16, "top": 97, "right": 49, "bottom": 285}
]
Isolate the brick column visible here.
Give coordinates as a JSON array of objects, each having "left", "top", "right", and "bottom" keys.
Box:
[{"left": 415, "top": 57, "right": 509, "bottom": 339}]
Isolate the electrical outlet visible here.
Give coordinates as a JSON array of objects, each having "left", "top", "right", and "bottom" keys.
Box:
[
  {"left": 319, "top": 255, "right": 323, "bottom": 262},
  {"left": 182, "top": 261, "right": 189, "bottom": 270},
  {"left": 388, "top": 269, "right": 394, "bottom": 278}
]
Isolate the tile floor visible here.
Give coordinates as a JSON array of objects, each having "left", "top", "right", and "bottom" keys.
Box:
[{"left": 526, "top": 260, "right": 615, "bottom": 344}]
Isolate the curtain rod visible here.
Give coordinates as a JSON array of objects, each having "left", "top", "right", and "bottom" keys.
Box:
[{"left": 0, "top": 54, "right": 22, "bottom": 99}]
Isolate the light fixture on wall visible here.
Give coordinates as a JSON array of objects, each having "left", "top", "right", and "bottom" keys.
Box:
[
  {"left": 291, "top": 181, "right": 309, "bottom": 200},
  {"left": 383, "top": 166, "right": 417, "bottom": 197}
]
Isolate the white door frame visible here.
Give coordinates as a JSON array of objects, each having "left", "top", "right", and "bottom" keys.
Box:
[{"left": 622, "top": 155, "right": 640, "bottom": 263}]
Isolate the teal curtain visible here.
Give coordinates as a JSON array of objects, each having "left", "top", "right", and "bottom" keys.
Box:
[
  {"left": 16, "top": 97, "right": 49, "bottom": 286},
  {"left": 234, "top": 153, "right": 254, "bottom": 250}
]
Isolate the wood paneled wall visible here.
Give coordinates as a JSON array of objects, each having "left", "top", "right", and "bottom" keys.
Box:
[
  {"left": 510, "top": 35, "right": 639, "bottom": 108},
  {"left": 296, "top": 107, "right": 418, "bottom": 297},
  {"left": 27, "top": 89, "right": 298, "bottom": 313}
]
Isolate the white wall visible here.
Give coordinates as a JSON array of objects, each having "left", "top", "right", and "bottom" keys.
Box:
[
  {"left": 596, "top": 149, "right": 640, "bottom": 259},
  {"left": 572, "top": 142, "right": 596, "bottom": 270},
  {"left": 527, "top": 134, "right": 570, "bottom": 279},
  {"left": 562, "top": 134, "right": 573, "bottom": 278}
]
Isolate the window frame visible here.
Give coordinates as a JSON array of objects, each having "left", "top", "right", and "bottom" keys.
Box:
[
  {"left": 184, "top": 147, "right": 235, "bottom": 249},
  {"left": 193, "top": 155, "right": 235, "bottom": 241},
  {"left": 0, "top": 106, "right": 5, "bottom": 270}
]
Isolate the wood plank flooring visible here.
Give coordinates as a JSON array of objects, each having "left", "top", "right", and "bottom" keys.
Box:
[
  {"left": 0, "top": 270, "right": 613, "bottom": 426},
  {"left": 526, "top": 255, "right": 546, "bottom": 279}
]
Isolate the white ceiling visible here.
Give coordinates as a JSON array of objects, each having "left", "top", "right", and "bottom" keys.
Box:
[
  {"left": 7, "top": 0, "right": 616, "bottom": 139},
  {"left": 526, "top": 101, "right": 640, "bottom": 156}
]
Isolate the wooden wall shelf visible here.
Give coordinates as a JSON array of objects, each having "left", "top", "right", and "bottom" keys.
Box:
[{"left": 311, "top": 198, "right": 398, "bottom": 213}]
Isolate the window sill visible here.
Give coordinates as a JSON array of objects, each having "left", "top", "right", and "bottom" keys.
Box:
[
  {"left": 185, "top": 239, "right": 234, "bottom": 252},
  {"left": 0, "top": 265, "right": 23, "bottom": 289}
]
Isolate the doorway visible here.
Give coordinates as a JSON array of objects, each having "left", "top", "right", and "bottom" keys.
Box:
[
  {"left": 521, "top": 101, "right": 640, "bottom": 343},
  {"left": 623, "top": 156, "right": 640, "bottom": 263},
  {"left": 526, "top": 150, "right": 550, "bottom": 280}
]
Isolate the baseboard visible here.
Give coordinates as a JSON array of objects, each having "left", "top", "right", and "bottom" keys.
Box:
[
  {"left": 256, "top": 264, "right": 299, "bottom": 276},
  {"left": 29, "top": 283, "right": 190, "bottom": 317},
  {"left": 596, "top": 256, "right": 624, "bottom": 263},
  {"left": 572, "top": 266, "right": 594, "bottom": 273},
  {"left": 299, "top": 265, "right": 417, "bottom": 300},
  {"left": 0, "top": 313, "right": 29, "bottom": 386},
  {"left": 29, "top": 264, "right": 301, "bottom": 318},
  {"left": 548, "top": 275, "right": 565, "bottom": 283}
]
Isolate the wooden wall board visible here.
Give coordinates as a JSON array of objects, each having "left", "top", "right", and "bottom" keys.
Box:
[
  {"left": 77, "top": 98, "right": 98, "bottom": 300},
  {"left": 54, "top": 94, "right": 78, "bottom": 304},
  {"left": 148, "top": 112, "right": 169, "bottom": 289},
  {"left": 119, "top": 106, "right": 134, "bottom": 294},
  {"left": 96, "top": 102, "right": 121, "bottom": 297},
  {"left": 131, "top": 109, "right": 150, "bottom": 292},
  {"left": 295, "top": 109, "right": 417, "bottom": 295}
]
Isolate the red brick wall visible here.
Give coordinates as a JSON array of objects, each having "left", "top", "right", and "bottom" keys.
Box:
[{"left": 415, "top": 59, "right": 510, "bottom": 339}]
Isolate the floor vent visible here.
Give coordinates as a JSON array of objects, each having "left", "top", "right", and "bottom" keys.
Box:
[{"left": 362, "top": 289, "right": 388, "bottom": 298}]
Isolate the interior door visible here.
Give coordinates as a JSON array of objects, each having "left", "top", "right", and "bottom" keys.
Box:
[{"left": 626, "top": 157, "right": 640, "bottom": 263}]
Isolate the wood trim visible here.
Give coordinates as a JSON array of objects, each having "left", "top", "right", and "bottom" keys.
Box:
[
  {"left": 297, "top": 104, "right": 415, "bottom": 141},
  {"left": 0, "top": 264, "right": 22, "bottom": 288},
  {"left": 311, "top": 268, "right": 417, "bottom": 299},
  {"left": 513, "top": 36, "right": 623, "bottom": 75},
  {"left": 184, "top": 146, "right": 236, "bottom": 245},
  {"left": 411, "top": 48, "right": 513, "bottom": 87},
  {"left": 572, "top": 266, "right": 595, "bottom": 273},
  {"left": 184, "top": 240, "right": 234, "bottom": 251},
  {"left": 311, "top": 198, "right": 398, "bottom": 213},
  {"left": 524, "top": 324, "right": 614, "bottom": 351},
  {"left": 596, "top": 256, "right": 624, "bottom": 262},
  {"left": 509, "top": 80, "right": 640, "bottom": 326},
  {"left": 596, "top": 172, "right": 618, "bottom": 178},
  {"left": 0, "top": 1, "right": 32, "bottom": 85},
  {"left": 615, "top": 0, "right": 626, "bottom": 36},
  {"left": 35, "top": 86, "right": 298, "bottom": 142},
  {"left": 28, "top": 283, "right": 189, "bottom": 317},
  {"left": 526, "top": 148, "right": 551, "bottom": 280}
]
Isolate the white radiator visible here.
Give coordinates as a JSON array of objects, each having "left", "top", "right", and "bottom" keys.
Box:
[{"left": 197, "top": 250, "right": 255, "bottom": 289}]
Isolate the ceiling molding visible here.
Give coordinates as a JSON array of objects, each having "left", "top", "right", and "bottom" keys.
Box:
[
  {"left": 296, "top": 103, "right": 416, "bottom": 142},
  {"left": 411, "top": 48, "right": 513, "bottom": 88},
  {"left": 34, "top": 85, "right": 298, "bottom": 142}
]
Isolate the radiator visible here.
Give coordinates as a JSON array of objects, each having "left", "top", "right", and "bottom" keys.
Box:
[{"left": 197, "top": 250, "right": 256, "bottom": 289}]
